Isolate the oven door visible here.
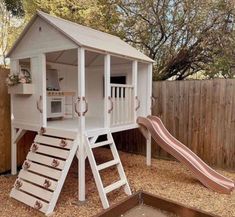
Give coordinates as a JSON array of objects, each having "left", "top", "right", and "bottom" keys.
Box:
[{"left": 47, "top": 96, "right": 65, "bottom": 118}]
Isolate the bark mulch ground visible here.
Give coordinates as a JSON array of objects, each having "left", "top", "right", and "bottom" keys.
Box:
[{"left": 0, "top": 149, "right": 234, "bottom": 217}]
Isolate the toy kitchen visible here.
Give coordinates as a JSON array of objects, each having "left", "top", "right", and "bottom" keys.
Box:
[{"left": 46, "top": 69, "right": 75, "bottom": 119}]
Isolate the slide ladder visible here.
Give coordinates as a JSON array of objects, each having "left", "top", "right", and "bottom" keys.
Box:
[
  {"left": 137, "top": 116, "right": 234, "bottom": 194},
  {"left": 85, "top": 131, "right": 131, "bottom": 208},
  {"left": 10, "top": 128, "right": 78, "bottom": 215}
]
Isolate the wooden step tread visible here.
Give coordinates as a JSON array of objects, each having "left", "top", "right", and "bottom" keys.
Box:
[
  {"left": 18, "top": 170, "right": 57, "bottom": 191},
  {"left": 97, "top": 159, "right": 119, "bottom": 171},
  {"left": 35, "top": 135, "right": 73, "bottom": 149},
  {"left": 10, "top": 189, "right": 49, "bottom": 213},
  {"left": 30, "top": 143, "right": 69, "bottom": 159},
  {"left": 41, "top": 127, "right": 77, "bottom": 140},
  {"left": 27, "top": 152, "right": 65, "bottom": 170},
  {"left": 25, "top": 161, "right": 62, "bottom": 180},
  {"left": 104, "top": 179, "right": 127, "bottom": 194},
  {"left": 14, "top": 179, "right": 53, "bottom": 202},
  {"left": 91, "top": 140, "right": 113, "bottom": 149}
]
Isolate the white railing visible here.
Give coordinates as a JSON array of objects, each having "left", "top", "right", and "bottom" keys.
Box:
[{"left": 110, "top": 84, "right": 134, "bottom": 126}]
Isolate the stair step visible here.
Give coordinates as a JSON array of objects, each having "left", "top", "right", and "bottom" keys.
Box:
[
  {"left": 34, "top": 135, "right": 73, "bottom": 149},
  {"left": 31, "top": 143, "right": 69, "bottom": 159},
  {"left": 42, "top": 127, "right": 77, "bottom": 140},
  {"left": 18, "top": 170, "right": 57, "bottom": 191},
  {"left": 14, "top": 179, "right": 53, "bottom": 202},
  {"left": 104, "top": 179, "right": 127, "bottom": 194},
  {"left": 27, "top": 152, "right": 65, "bottom": 170},
  {"left": 97, "top": 159, "right": 119, "bottom": 171},
  {"left": 10, "top": 189, "right": 49, "bottom": 213},
  {"left": 91, "top": 140, "right": 113, "bottom": 149},
  {"left": 26, "top": 161, "right": 62, "bottom": 180}
]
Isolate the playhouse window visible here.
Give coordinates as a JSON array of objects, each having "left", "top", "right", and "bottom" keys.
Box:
[
  {"left": 110, "top": 75, "right": 126, "bottom": 84},
  {"left": 111, "top": 75, "right": 127, "bottom": 98}
]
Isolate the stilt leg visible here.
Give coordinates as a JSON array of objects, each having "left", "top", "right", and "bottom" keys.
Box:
[
  {"left": 78, "top": 140, "right": 86, "bottom": 202},
  {"left": 146, "top": 133, "right": 151, "bottom": 166},
  {"left": 11, "top": 128, "right": 17, "bottom": 175}
]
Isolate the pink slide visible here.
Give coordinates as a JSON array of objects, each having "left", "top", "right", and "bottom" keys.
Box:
[{"left": 137, "top": 116, "right": 234, "bottom": 194}]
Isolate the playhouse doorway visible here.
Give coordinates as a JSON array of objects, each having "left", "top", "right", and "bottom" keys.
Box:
[{"left": 45, "top": 49, "right": 105, "bottom": 132}]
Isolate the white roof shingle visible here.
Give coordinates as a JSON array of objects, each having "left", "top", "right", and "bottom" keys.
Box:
[{"left": 7, "top": 11, "right": 154, "bottom": 63}]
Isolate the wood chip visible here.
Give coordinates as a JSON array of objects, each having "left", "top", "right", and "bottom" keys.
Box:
[{"left": 0, "top": 148, "right": 234, "bottom": 216}]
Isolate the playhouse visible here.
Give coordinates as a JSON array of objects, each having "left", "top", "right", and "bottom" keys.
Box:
[
  {"left": 7, "top": 11, "right": 234, "bottom": 216},
  {"left": 7, "top": 11, "right": 154, "bottom": 214}
]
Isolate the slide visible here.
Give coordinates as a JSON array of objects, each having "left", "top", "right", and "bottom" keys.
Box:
[{"left": 137, "top": 116, "right": 234, "bottom": 194}]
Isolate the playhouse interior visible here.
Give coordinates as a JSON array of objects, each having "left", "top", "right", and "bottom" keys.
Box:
[{"left": 18, "top": 48, "right": 150, "bottom": 133}]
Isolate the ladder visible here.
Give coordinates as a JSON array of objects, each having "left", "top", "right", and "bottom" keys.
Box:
[
  {"left": 10, "top": 128, "right": 78, "bottom": 215},
  {"left": 85, "top": 131, "right": 131, "bottom": 208}
]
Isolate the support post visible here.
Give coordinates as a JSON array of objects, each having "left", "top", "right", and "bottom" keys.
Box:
[
  {"left": 146, "top": 133, "right": 151, "bottom": 166},
  {"left": 77, "top": 47, "right": 86, "bottom": 202},
  {"left": 10, "top": 59, "right": 19, "bottom": 175},
  {"left": 132, "top": 60, "right": 138, "bottom": 121},
  {"left": 146, "top": 63, "right": 153, "bottom": 166},
  {"left": 104, "top": 54, "right": 111, "bottom": 128},
  {"left": 11, "top": 127, "right": 17, "bottom": 175},
  {"left": 147, "top": 63, "right": 153, "bottom": 116},
  {"left": 38, "top": 54, "right": 47, "bottom": 127}
]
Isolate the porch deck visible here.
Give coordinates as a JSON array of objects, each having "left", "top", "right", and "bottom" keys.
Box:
[
  {"left": 47, "top": 117, "right": 139, "bottom": 135},
  {"left": 47, "top": 117, "right": 102, "bottom": 132}
]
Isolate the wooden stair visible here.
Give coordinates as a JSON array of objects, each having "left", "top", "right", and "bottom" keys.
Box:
[
  {"left": 10, "top": 128, "right": 78, "bottom": 215},
  {"left": 85, "top": 131, "right": 131, "bottom": 209}
]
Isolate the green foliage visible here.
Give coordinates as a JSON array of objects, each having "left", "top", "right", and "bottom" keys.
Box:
[
  {"left": 3, "top": 0, "right": 24, "bottom": 17},
  {"left": 0, "top": 0, "right": 24, "bottom": 66},
  {"left": 2, "top": 0, "right": 235, "bottom": 80},
  {"left": 116, "top": 0, "right": 235, "bottom": 80},
  {"left": 22, "top": 0, "right": 121, "bottom": 34}
]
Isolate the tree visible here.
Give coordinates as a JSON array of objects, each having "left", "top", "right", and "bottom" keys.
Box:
[
  {"left": 3, "top": 0, "right": 24, "bottom": 17},
  {"left": 0, "top": 0, "right": 23, "bottom": 67},
  {"left": 115, "top": 0, "right": 235, "bottom": 80},
  {"left": 22, "top": 0, "right": 121, "bottom": 34}
]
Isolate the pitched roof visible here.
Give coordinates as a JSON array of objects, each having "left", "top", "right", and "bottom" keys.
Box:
[{"left": 7, "top": 11, "right": 154, "bottom": 63}]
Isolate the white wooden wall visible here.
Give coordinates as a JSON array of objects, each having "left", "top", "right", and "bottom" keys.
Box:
[
  {"left": 137, "top": 63, "right": 150, "bottom": 117},
  {"left": 12, "top": 55, "right": 46, "bottom": 127},
  {"left": 10, "top": 17, "right": 77, "bottom": 59}
]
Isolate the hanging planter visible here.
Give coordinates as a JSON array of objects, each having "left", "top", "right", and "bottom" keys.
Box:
[
  {"left": 7, "top": 69, "right": 34, "bottom": 95},
  {"left": 8, "top": 83, "right": 34, "bottom": 94}
]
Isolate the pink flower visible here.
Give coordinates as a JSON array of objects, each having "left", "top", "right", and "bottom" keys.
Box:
[{"left": 19, "top": 78, "right": 27, "bottom": 84}]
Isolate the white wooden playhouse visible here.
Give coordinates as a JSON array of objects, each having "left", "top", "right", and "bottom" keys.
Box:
[{"left": 7, "top": 11, "right": 154, "bottom": 215}]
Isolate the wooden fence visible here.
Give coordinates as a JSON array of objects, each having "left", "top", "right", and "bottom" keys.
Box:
[
  {"left": 0, "top": 68, "right": 11, "bottom": 173},
  {"left": 114, "top": 79, "right": 235, "bottom": 169},
  {"left": 0, "top": 70, "right": 235, "bottom": 172}
]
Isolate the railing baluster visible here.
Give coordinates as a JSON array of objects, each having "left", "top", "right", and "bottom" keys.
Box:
[
  {"left": 110, "top": 84, "right": 134, "bottom": 127},
  {"left": 112, "top": 87, "right": 115, "bottom": 125},
  {"left": 121, "top": 87, "right": 124, "bottom": 124},
  {"left": 116, "top": 86, "right": 120, "bottom": 125}
]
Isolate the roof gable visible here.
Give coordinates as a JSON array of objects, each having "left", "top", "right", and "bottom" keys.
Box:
[
  {"left": 8, "top": 11, "right": 154, "bottom": 63},
  {"left": 7, "top": 16, "right": 77, "bottom": 58}
]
